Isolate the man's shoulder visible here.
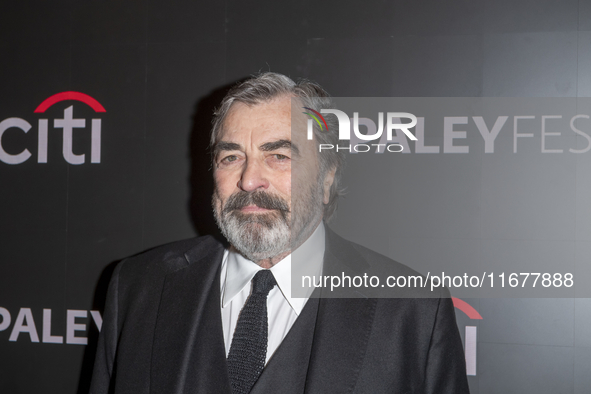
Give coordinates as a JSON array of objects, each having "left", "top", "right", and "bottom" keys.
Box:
[
  {"left": 348, "top": 240, "right": 422, "bottom": 277},
  {"left": 325, "top": 227, "right": 447, "bottom": 298},
  {"left": 115, "top": 235, "right": 225, "bottom": 284},
  {"left": 325, "top": 227, "right": 422, "bottom": 277}
]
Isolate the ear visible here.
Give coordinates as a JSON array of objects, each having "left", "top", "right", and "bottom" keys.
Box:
[{"left": 322, "top": 167, "right": 336, "bottom": 204}]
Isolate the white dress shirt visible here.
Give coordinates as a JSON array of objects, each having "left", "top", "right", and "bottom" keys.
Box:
[{"left": 220, "top": 222, "right": 325, "bottom": 364}]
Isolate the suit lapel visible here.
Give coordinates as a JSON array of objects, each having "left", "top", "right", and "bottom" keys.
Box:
[
  {"left": 150, "top": 237, "right": 231, "bottom": 394},
  {"left": 249, "top": 297, "right": 320, "bottom": 394},
  {"left": 304, "top": 227, "right": 378, "bottom": 394},
  {"left": 148, "top": 228, "right": 376, "bottom": 393}
]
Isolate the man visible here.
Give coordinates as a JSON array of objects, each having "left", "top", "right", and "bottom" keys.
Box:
[{"left": 90, "top": 73, "right": 469, "bottom": 393}]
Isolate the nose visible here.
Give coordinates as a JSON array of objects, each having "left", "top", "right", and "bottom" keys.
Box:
[{"left": 238, "top": 158, "right": 269, "bottom": 192}]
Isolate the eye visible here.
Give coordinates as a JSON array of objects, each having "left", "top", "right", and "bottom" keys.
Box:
[
  {"left": 217, "top": 154, "right": 241, "bottom": 167},
  {"left": 274, "top": 154, "right": 289, "bottom": 160}
]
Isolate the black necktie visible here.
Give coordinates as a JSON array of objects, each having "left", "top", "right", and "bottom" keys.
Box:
[{"left": 227, "top": 269, "right": 277, "bottom": 394}]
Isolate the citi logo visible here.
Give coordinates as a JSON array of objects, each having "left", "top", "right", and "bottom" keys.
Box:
[
  {"left": 304, "top": 108, "right": 418, "bottom": 142},
  {"left": 0, "top": 92, "right": 106, "bottom": 165},
  {"left": 453, "top": 297, "right": 482, "bottom": 376}
]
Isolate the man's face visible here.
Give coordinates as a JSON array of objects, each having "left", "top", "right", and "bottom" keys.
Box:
[{"left": 212, "top": 95, "right": 332, "bottom": 264}]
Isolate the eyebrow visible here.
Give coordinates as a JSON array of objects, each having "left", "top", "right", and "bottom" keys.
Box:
[
  {"left": 215, "top": 139, "right": 300, "bottom": 157},
  {"left": 213, "top": 141, "right": 241, "bottom": 156},
  {"left": 260, "top": 139, "right": 300, "bottom": 156}
]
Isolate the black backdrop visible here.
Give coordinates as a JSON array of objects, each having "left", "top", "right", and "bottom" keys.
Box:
[{"left": 2, "top": 1, "right": 590, "bottom": 393}]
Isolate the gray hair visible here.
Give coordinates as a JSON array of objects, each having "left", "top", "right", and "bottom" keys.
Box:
[{"left": 210, "top": 72, "right": 345, "bottom": 221}]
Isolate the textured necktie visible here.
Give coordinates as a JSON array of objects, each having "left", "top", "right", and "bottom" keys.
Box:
[{"left": 227, "top": 269, "right": 277, "bottom": 394}]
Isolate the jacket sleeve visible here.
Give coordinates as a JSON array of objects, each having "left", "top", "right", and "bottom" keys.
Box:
[
  {"left": 89, "top": 261, "right": 123, "bottom": 394},
  {"left": 424, "top": 295, "right": 471, "bottom": 394}
]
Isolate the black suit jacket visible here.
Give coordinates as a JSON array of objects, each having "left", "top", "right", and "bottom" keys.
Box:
[{"left": 89, "top": 227, "right": 469, "bottom": 394}]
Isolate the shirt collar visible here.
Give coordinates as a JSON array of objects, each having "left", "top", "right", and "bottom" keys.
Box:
[{"left": 222, "top": 222, "right": 325, "bottom": 315}]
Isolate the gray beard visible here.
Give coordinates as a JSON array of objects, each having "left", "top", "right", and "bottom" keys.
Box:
[
  {"left": 213, "top": 181, "right": 324, "bottom": 262},
  {"left": 216, "top": 208, "right": 291, "bottom": 262}
]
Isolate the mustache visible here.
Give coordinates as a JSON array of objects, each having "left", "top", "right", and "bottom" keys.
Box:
[{"left": 222, "top": 191, "right": 290, "bottom": 214}]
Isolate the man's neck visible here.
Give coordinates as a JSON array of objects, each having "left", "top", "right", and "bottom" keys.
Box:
[{"left": 255, "top": 252, "right": 289, "bottom": 269}]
